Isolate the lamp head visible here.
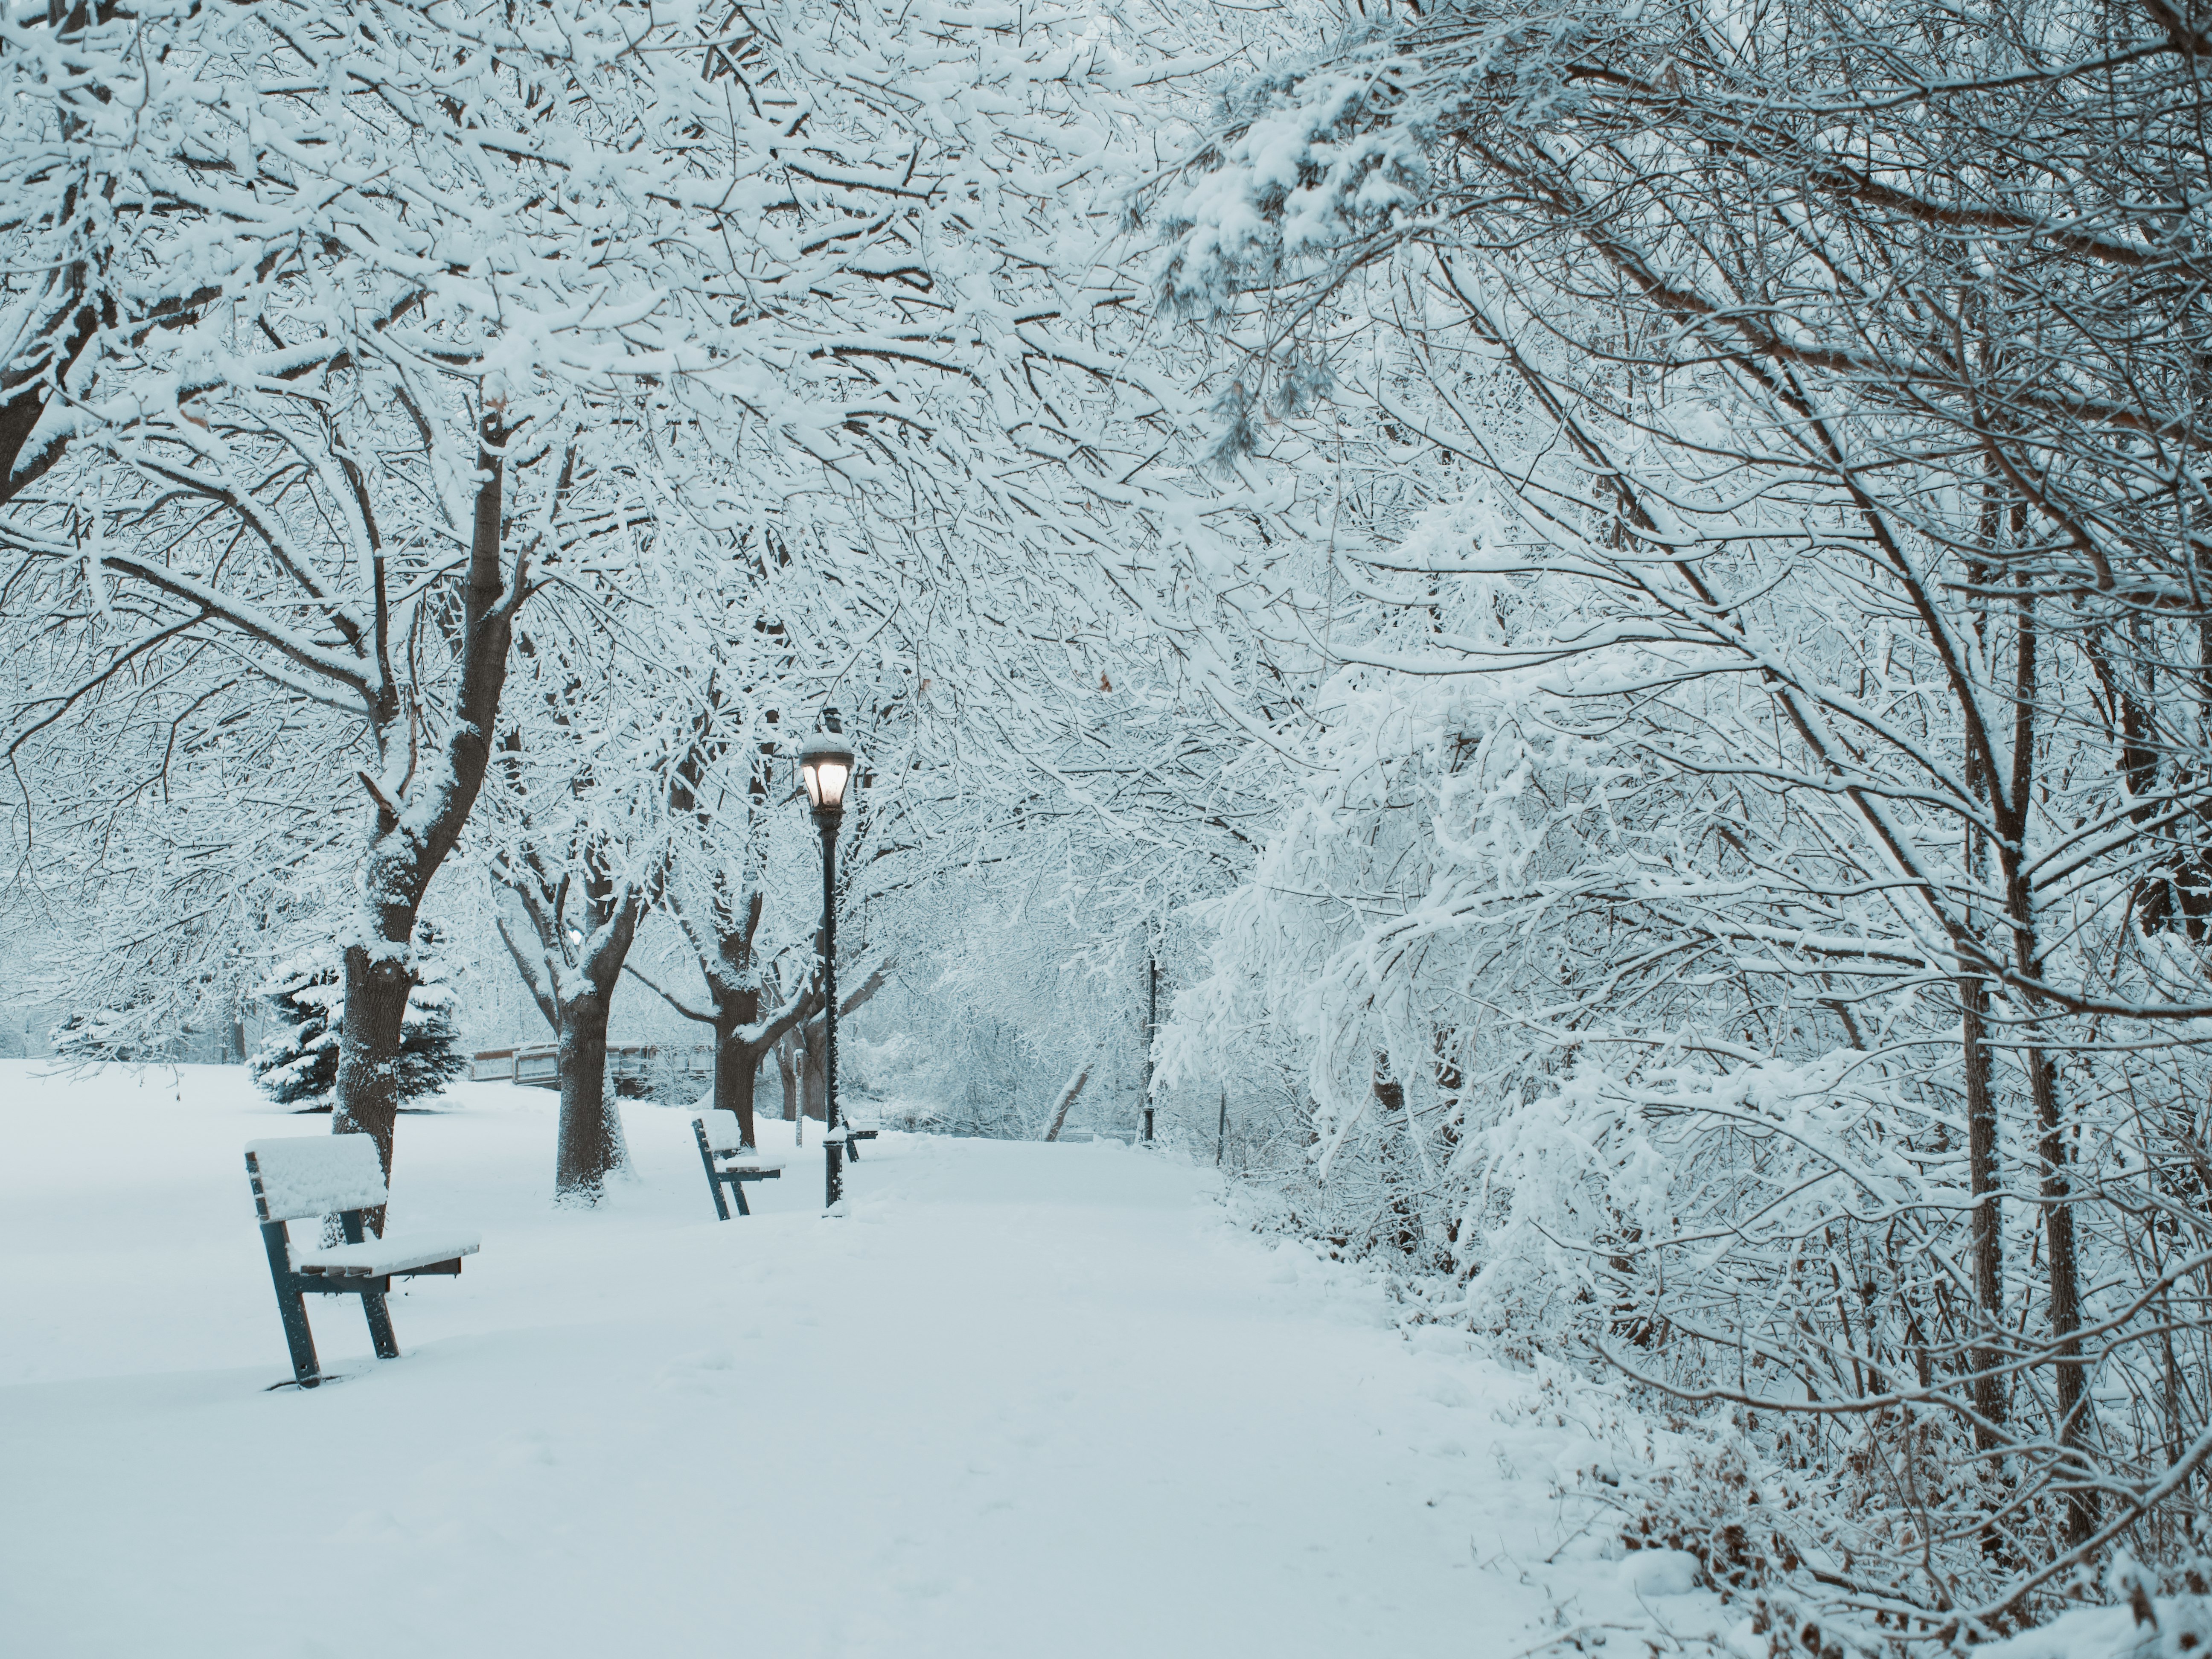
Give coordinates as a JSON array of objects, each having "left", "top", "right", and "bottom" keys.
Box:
[{"left": 799, "top": 726, "right": 856, "bottom": 815}]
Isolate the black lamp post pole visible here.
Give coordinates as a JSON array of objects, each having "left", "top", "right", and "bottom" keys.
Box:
[
  {"left": 1141, "top": 953, "right": 1157, "bottom": 1144},
  {"left": 818, "top": 808, "right": 843, "bottom": 1207},
  {"left": 799, "top": 713, "right": 855, "bottom": 1206}
]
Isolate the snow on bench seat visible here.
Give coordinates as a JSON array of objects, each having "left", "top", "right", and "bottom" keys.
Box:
[
  {"left": 709, "top": 1148, "right": 788, "bottom": 1172},
  {"left": 697, "top": 1126, "right": 786, "bottom": 1168},
  {"left": 289, "top": 1231, "right": 481, "bottom": 1278}
]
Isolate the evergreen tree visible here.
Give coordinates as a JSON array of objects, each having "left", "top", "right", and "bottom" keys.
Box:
[
  {"left": 51, "top": 1009, "right": 144, "bottom": 1064},
  {"left": 249, "top": 930, "right": 465, "bottom": 1110}
]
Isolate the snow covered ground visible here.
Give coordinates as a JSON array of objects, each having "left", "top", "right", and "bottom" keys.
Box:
[{"left": 0, "top": 1061, "right": 1726, "bottom": 1658}]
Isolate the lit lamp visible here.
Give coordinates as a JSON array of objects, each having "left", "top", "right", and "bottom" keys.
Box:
[
  {"left": 799, "top": 719, "right": 856, "bottom": 1206},
  {"left": 799, "top": 730, "right": 853, "bottom": 821}
]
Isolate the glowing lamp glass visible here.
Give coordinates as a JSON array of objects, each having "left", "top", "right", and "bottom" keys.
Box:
[{"left": 800, "top": 738, "right": 855, "bottom": 812}]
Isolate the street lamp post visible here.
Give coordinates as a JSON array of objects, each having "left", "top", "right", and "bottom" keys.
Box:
[
  {"left": 1141, "top": 953, "right": 1157, "bottom": 1145},
  {"left": 799, "top": 719, "right": 856, "bottom": 1208}
]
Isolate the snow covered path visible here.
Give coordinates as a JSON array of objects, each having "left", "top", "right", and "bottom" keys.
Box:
[{"left": 0, "top": 1064, "right": 1714, "bottom": 1658}]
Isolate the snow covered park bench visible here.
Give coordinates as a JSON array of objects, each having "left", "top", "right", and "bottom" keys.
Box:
[
  {"left": 244, "top": 1135, "right": 480, "bottom": 1388},
  {"left": 692, "top": 1117, "right": 784, "bottom": 1219},
  {"left": 840, "top": 1126, "right": 880, "bottom": 1161}
]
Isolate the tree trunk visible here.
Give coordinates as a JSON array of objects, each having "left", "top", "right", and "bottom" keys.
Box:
[
  {"left": 2001, "top": 578, "right": 2094, "bottom": 1547},
  {"left": 1372, "top": 1059, "right": 1418, "bottom": 1256},
  {"left": 334, "top": 941, "right": 413, "bottom": 1232},
  {"left": 2025, "top": 1021, "right": 2092, "bottom": 1544},
  {"left": 333, "top": 411, "right": 520, "bottom": 1210},
  {"left": 713, "top": 1011, "right": 762, "bottom": 1150},
  {"left": 555, "top": 988, "right": 620, "bottom": 1204},
  {"left": 790, "top": 963, "right": 888, "bottom": 1126},
  {"left": 557, "top": 877, "right": 643, "bottom": 1205},
  {"left": 1961, "top": 972, "right": 2006, "bottom": 1447},
  {"left": 777, "top": 1032, "right": 800, "bottom": 1122},
  {"left": 1043, "top": 1052, "right": 1097, "bottom": 1141},
  {"left": 1958, "top": 637, "right": 2006, "bottom": 1450},
  {"left": 495, "top": 846, "right": 644, "bottom": 1206},
  {"left": 802, "top": 1018, "right": 827, "bottom": 1121}
]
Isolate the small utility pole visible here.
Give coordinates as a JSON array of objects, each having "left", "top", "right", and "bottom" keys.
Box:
[{"left": 1141, "top": 953, "right": 1157, "bottom": 1144}]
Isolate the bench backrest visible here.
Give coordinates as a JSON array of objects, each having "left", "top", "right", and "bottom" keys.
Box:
[
  {"left": 696, "top": 1116, "right": 743, "bottom": 1156},
  {"left": 246, "top": 1135, "right": 388, "bottom": 1222}
]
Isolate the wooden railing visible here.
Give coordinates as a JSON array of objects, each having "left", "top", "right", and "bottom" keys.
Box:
[{"left": 468, "top": 1044, "right": 714, "bottom": 1090}]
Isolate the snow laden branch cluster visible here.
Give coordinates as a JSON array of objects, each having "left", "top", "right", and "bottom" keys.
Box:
[
  {"left": 0, "top": 0, "right": 1227, "bottom": 1196},
  {"left": 1145, "top": 0, "right": 2212, "bottom": 1643}
]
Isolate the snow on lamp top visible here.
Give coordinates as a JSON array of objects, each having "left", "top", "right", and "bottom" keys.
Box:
[{"left": 246, "top": 1134, "right": 387, "bottom": 1222}]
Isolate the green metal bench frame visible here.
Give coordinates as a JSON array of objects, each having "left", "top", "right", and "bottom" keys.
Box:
[
  {"left": 692, "top": 1117, "right": 784, "bottom": 1219},
  {"left": 245, "top": 1141, "right": 472, "bottom": 1389}
]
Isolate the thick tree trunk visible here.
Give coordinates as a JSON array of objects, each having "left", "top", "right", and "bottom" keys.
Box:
[
  {"left": 495, "top": 848, "right": 644, "bottom": 1205},
  {"left": 334, "top": 938, "right": 413, "bottom": 1233},
  {"left": 713, "top": 1013, "right": 762, "bottom": 1150},
  {"left": 556, "top": 880, "right": 643, "bottom": 1205},
  {"left": 658, "top": 878, "right": 815, "bottom": 1154},
  {"left": 555, "top": 989, "right": 620, "bottom": 1204},
  {"left": 333, "top": 412, "right": 519, "bottom": 1208}
]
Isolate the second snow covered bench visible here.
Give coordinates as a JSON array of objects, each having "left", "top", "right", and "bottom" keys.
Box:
[
  {"left": 245, "top": 1134, "right": 480, "bottom": 1388},
  {"left": 692, "top": 1117, "right": 784, "bottom": 1219}
]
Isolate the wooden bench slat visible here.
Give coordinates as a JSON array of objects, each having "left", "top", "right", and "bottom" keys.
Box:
[
  {"left": 296, "top": 1257, "right": 465, "bottom": 1281},
  {"left": 291, "top": 1233, "right": 479, "bottom": 1278}
]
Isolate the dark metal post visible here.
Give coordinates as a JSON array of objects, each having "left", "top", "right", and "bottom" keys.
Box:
[
  {"left": 694, "top": 1118, "right": 733, "bottom": 1221},
  {"left": 257, "top": 1219, "right": 321, "bottom": 1386},
  {"left": 1141, "top": 954, "right": 1157, "bottom": 1144},
  {"left": 343, "top": 1207, "right": 401, "bottom": 1358},
  {"left": 800, "top": 713, "right": 854, "bottom": 1206},
  {"left": 1217, "top": 1087, "right": 1228, "bottom": 1167},
  {"left": 820, "top": 813, "right": 843, "bottom": 1207}
]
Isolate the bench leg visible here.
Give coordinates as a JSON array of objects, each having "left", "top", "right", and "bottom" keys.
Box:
[
  {"left": 730, "top": 1175, "right": 751, "bottom": 1217},
  {"left": 360, "top": 1288, "right": 401, "bottom": 1359},
  {"left": 847, "top": 1136, "right": 862, "bottom": 1162},
  {"left": 258, "top": 1221, "right": 320, "bottom": 1387},
  {"left": 694, "top": 1121, "right": 731, "bottom": 1221},
  {"left": 339, "top": 1209, "right": 401, "bottom": 1359}
]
